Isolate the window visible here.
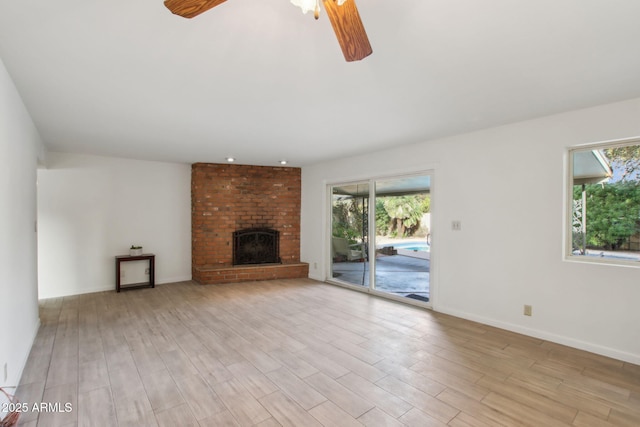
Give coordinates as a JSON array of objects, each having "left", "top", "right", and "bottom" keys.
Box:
[{"left": 568, "top": 139, "right": 640, "bottom": 264}]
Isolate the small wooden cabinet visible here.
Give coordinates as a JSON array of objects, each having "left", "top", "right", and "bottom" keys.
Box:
[{"left": 115, "top": 254, "right": 155, "bottom": 292}]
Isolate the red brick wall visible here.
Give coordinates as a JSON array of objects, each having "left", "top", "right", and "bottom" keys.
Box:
[
  {"left": 194, "top": 263, "right": 310, "bottom": 285},
  {"left": 191, "top": 163, "right": 302, "bottom": 273}
]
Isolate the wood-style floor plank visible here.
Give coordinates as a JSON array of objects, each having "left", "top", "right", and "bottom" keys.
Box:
[
  {"left": 214, "top": 378, "right": 272, "bottom": 425},
  {"left": 357, "top": 407, "right": 404, "bottom": 426},
  {"left": 77, "top": 386, "right": 117, "bottom": 427},
  {"left": 257, "top": 391, "right": 323, "bottom": 427},
  {"left": 197, "top": 410, "right": 241, "bottom": 426},
  {"left": 398, "top": 407, "right": 448, "bottom": 427},
  {"left": 172, "top": 373, "right": 227, "bottom": 420},
  {"left": 139, "top": 368, "right": 185, "bottom": 413},
  {"left": 481, "top": 392, "right": 571, "bottom": 427},
  {"left": 265, "top": 366, "right": 327, "bottom": 410},
  {"left": 308, "top": 400, "right": 363, "bottom": 427},
  {"left": 13, "top": 278, "right": 640, "bottom": 426},
  {"left": 37, "top": 383, "right": 77, "bottom": 427},
  {"left": 154, "top": 402, "right": 199, "bottom": 427},
  {"left": 304, "top": 372, "right": 375, "bottom": 418},
  {"left": 225, "top": 361, "right": 280, "bottom": 400},
  {"left": 476, "top": 375, "right": 578, "bottom": 423},
  {"left": 337, "top": 372, "right": 412, "bottom": 418},
  {"left": 375, "top": 374, "right": 459, "bottom": 423},
  {"left": 78, "top": 357, "right": 110, "bottom": 394}
]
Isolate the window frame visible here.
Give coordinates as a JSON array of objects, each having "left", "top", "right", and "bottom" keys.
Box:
[{"left": 565, "top": 137, "right": 640, "bottom": 267}]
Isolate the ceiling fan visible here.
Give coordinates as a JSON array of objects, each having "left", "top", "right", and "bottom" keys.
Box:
[{"left": 164, "top": 0, "right": 372, "bottom": 62}]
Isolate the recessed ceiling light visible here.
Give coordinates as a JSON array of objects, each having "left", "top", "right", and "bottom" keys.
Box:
[
  {"left": 279, "top": 160, "right": 288, "bottom": 165},
  {"left": 226, "top": 157, "right": 235, "bottom": 163}
]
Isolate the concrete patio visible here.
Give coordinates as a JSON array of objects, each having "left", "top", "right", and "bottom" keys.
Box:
[{"left": 331, "top": 253, "right": 430, "bottom": 300}]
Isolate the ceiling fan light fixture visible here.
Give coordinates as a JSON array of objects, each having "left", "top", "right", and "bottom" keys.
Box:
[
  {"left": 164, "top": 0, "right": 369, "bottom": 62},
  {"left": 290, "top": 0, "right": 318, "bottom": 15},
  {"left": 291, "top": 0, "right": 346, "bottom": 19}
]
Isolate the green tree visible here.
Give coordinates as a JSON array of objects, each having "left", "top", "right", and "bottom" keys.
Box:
[
  {"left": 420, "top": 195, "right": 431, "bottom": 214},
  {"left": 375, "top": 199, "right": 391, "bottom": 235},
  {"left": 605, "top": 146, "right": 640, "bottom": 181},
  {"left": 381, "top": 196, "right": 424, "bottom": 237},
  {"left": 332, "top": 197, "right": 365, "bottom": 243},
  {"left": 575, "top": 182, "right": 640, "bottom": 250}
]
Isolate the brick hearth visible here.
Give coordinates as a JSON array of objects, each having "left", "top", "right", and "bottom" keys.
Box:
[{"left": 191, "top": 163, "right": 309, "bottom": 284}]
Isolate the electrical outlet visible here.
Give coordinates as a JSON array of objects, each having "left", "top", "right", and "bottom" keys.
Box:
[
  {"left": 313, "top": 262, "right": 318, "bottom": 270},
  {"left": 145, "top": 268, "right": 150, "bottom": 275},
  {"left": 3, "top": 362, "right": 7, "bottom": 382},
  {"left": 452, "top": 220, "right": 462, "bottom": 231},
  {"left": 524, "top": 305, "right": 532, "bottom": 316}
]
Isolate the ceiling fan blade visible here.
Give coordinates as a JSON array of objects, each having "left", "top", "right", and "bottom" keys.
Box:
[
  {"left": 164, "top": 0, "right": 227, "bottom": 18},
  {"left": 322, "top": 0, "right": 372, "bottom": 62}
]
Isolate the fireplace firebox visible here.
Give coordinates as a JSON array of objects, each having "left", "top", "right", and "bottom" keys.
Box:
[{"left": 233, "top": 228, "right": 280, "bottom": 265}]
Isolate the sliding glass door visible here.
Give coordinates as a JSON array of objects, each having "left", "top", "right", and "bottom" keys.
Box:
[
  {"left": 329, "top": 174, "right": 432, "bottom": 304},
  {"left": 373, "top": 176, "right": 431, "bottom": 302},
  {"left": 330, "top": 182, "right": 369, "bottom": 287}
]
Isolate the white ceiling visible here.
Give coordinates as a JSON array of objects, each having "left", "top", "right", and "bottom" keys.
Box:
[{"left": 2, "top": 0, "right": 640, "bottom": 167}]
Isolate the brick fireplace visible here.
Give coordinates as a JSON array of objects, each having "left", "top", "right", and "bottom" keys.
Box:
[{"left": 191, "top": 163, "right": 309, "bottom": 284}]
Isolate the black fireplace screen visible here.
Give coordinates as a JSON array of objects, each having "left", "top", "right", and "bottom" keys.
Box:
[{"left": 233, "top": 228, "right": 280, "bottom": 265}]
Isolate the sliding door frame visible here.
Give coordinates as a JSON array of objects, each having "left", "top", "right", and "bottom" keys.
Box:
[{"left": 326, "top": 170, "right": 435, "bottom": 309}]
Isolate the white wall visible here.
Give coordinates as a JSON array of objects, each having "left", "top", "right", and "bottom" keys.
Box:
[
  {"left": 0, "top": 58, "right": 42, "bottom": 395},
  {"left": 37, "top": 152, "right": 192, "bottom": 298},
  {"left": 301, "top": 97, "right": 640, "bottom": 364}
]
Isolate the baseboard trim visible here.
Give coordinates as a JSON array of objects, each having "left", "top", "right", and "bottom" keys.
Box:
[
  {"left": 308, "top": 272, "right": 325, "bottom": 282},
  {"left": 435, "top": 305, "right": 640, "bottom": 365},
  {"left": 156, "top": 275, "right": 192, "bottom": 285},
  {"left": 15, "top": 318, "right": 41, "bottom": 386},
  {"left": 39, "top": 285, "right": 113, "bottom": 299},
  {"left": 38, "top": 275, "right": 193, "bottom": 299}
]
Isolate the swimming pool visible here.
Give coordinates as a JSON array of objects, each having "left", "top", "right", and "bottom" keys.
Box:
[{"left": 386, "top": 242, "right": 430, "bottom": 252}]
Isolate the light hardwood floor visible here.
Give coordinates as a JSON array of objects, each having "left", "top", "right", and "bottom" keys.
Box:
[{"left": 14, "top": 279, "right": 640, "bottom": 426}]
